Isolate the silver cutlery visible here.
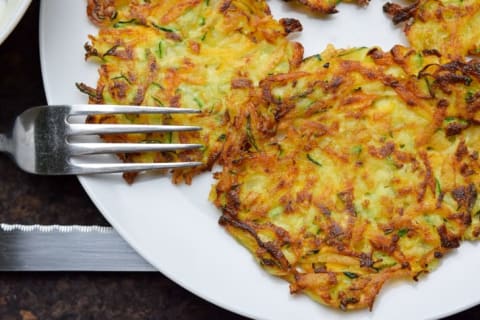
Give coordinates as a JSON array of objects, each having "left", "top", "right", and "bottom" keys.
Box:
[
  {"left": 0, "top": 104, "right": 202, "bottom": 175},
  {"left": 0, "top": 224, "right": 156, "bottom": 271}
]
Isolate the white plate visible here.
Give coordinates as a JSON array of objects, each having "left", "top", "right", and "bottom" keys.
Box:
[
  {"left": 39, "top": 1, "right": 480, "bottom": 319},
  {"left": 0, "top": 0, "right": 31, "bottom": 45}
]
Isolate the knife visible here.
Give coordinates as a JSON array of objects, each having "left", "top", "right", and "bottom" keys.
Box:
[{"left": 0, "top": 224, "right": 156, "bottom": 271}]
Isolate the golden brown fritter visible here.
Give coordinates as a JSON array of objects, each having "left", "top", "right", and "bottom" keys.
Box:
[
  {"left": 384, "top": 0, "right": 480, "bottom": 59},
  {"left": 210, "top": 45, "right": 480, "bottom": 310},
  {"left": 285, "top": 0, "right": 370, "bottom": 14},
  {"left": 79, "top": 0, "right": 303, "bottom": 183}
]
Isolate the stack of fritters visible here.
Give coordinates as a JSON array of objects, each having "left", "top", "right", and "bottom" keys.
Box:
[{"left": 82, "top": 0, "right": 480, "bottom": 312}]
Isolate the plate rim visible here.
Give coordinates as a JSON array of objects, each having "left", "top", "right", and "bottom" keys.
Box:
[
  {"left": 37, "top": 1, "right": 480, "bottom": 319},
  {"left": 0, "top": 0, "right": 31, "bottom": 45}
]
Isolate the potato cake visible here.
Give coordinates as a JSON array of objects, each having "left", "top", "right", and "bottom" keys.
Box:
[
  {"left": 79, "top": 0, "right": 303, "bottom": 183},
  {"left": 384, "top": 0, "right": 480, "bottom": 59},
  {"left": 210, "top": 45, "right": 480, "bottom": 310},
  {"left": 285, "top": 0, "right": 370, "bottom": 14}
]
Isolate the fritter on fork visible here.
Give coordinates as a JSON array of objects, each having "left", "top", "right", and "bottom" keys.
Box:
[{"left": 80, "top": 0, "right": 303, "bottom": 183}]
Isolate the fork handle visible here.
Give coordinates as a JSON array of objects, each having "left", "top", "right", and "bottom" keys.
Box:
[{"left": 0, "top": 134, "right": 11, "bottom": 153}]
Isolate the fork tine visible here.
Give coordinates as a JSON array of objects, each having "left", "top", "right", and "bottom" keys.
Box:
[
  {"left": 69, "top": 142, "right": 203, "bottom": 156},
  {"left": 72, "top": 161, "right": 203, "bottom": 174},
  {"left": 68, "top": 123, "right": 202, "bottom": 135},
  {"left": 68, "top": 104, "right": 201, "bottom": 116}
]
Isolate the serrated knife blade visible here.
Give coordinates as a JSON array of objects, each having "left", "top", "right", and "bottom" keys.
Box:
[{"left": 0, "top": 224, "right": 156, "bottom": 271}]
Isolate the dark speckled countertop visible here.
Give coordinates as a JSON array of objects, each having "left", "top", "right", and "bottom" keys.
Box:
[{"left": 0, "top": 2, "right": 478, "bottom": 320}]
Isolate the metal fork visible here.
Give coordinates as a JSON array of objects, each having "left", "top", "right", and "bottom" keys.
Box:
[{"left": 0, "top": 104, "right": 202, "bottom": 175}]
